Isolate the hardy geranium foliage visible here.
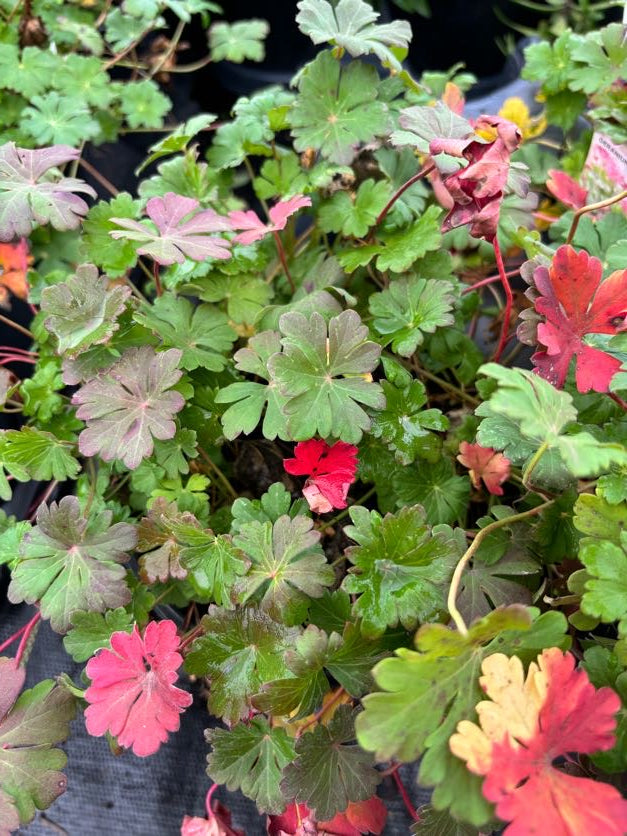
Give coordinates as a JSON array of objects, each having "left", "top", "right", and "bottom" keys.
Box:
[
  {"left": 1, "top": 1, "right": 627, "bottom": 833},
  {"left": 450, "top": 648, "right": 627, "bottom": 835},
  {"left": 283, "top": 439, "right": 358, "bottom": 513},
  {"left": 521, "top": 245, "right": 627, "bottom": 392},
  {"left": 84, "top": 620, "right": 192, "bottom": 757}
]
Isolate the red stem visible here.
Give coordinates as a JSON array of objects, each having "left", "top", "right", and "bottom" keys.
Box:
[
  {"left": 152, "top": 261, "right": 163, "bottom": 297},
  {"left": 0, "top": 346, "right": 38, "bottom": 355},
  {"left": 610, "top": 393, "right": 627, "bottom": 412},
  {"left": 462, "top": 267, "right": 520, "bottom": 295},
  {"left": 14, "top": 611, "right": 41, "bottom": 666},
  {"left": 272, "top": 231, "right": 295, "bottom": 293},
  {"left": 492, "top": 236, "right": 514, "bottom": 363},
  {"left": 179, "top": 623, "right": 205, "bottom": 652},
  {"left": 205, "top": 783, "right": 219, "bottom": 818},
  {"left": 28, "top": 480, "right": 58, "bottom": 521},
  {"left": 0, "top": 355, "right": 37, "bottom": 365},
  {"left": 392, "top": 769, "right": 420, "bottom": 822},
  {"left": 375, "top": 163, "right": 436, "bottom": 227},
  {"left": 0, "top": 621, "right": 29, "bottom": 654},
  {"left": 28, "top": 303, "right": 38, "bottom": 317}
]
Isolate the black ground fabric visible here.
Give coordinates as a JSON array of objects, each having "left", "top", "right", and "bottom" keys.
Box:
[{"left": 1, "top": 599, "right": 430, "bottom": 835}]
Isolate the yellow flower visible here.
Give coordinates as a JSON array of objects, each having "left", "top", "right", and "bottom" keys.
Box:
[{"left": 498, "top": 97, "right": 547, "bottom": 141}]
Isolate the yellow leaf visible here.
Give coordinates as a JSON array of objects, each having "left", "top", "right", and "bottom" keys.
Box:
[{"left": 449, "top": 652, "right": 546, "bottom": 774}]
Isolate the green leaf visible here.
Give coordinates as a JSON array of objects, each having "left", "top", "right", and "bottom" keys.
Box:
[
  {"left": 184, "top": 606, "right": 299, "bottom": 723},
  {"left": 153, "top": 428, "right": 198, "bottom": 478},
  {"left": 209, "top": 19, "right": 269, "bottom": 63},
  {"left": 393, "top": 459, "right": 470, "bottom": 525},
  {"left": 391, "top": 101, "right": 471, "bottom": 158},
  {"left": 0, "top": 666, "right": 76, "bottom": 828},
  {"left": 342, "top": 505, "right": 459, "bottom": 636},
  {"left": 370, "top": 277, "right": 455, "bottom": 356},
  {"left": 267, "top": 310, "right": 385, "bottom": 444},
  {"left": 206, "top": 717, "right": 295, "bottom": 814},
  {"left": 476, "top": 364, "right": 627, "bottom": 480},
  {"left": 457, "top": 549, "right": 538, "bottom": 624},
  {"left": 21, "top": 92, "right": 100, "bottom": 146},
  {"left": 290, "top": 51, "right": 388, "bottom": 165},
  {"left": 569, "top": 23, "right": 627, "bottom": 95},
  {"left": 338, "top": 205, "right": 443, "bottom": 273},
  {"left": 215, "top": 330, "right": 290, "bottom": 441},
  {"left": 81, "top": 194, "right": 141, "bottom": 277},
  {"left": 230, "top": 482, "right": 308, "bottom": 533},
  {"left": 19, "top": 360, "right": 64, "bottom": 423},
  {"left": 0, "top": 428, "right": 80, "bottom": 485},
  {"left": 318, "top": 179, "right": 391, "bottom": 238},
  {"left": 281, "top": 705, "right": 380, "bottom": 821},
  {"left": 411, "top": 806, "right": 479, "bottom": 836},
  {"left": 579, "top": 537, "right": 627, "bottom": 632},
  {"left": 189, "top": 273, "right": 272, "bottom": 325},
  {"left": 0, "top": 45, "right": 57, "bottom": 98},
  {"left": 370, "top": 376, "right": 447, "bottom": 465},
  {"left": 62, "top": 608, "right": 134, "bottom": 662},
  {"left": 254, "top": 623, "right": 384, "bottom": 717},
  {"left": 52, "top": 55, "right": 114, "bottom": 108},
  {"left": 139, "top": 114, "right": 217, "bottom": 173},
  {"left": 0, "top": 521, "right": 30, "bottom": 568},
  {"left": 233, "top": 515, "right": 334, "bottom": 625},
  {"left": 582, "top": 646, "right": 627, "bottom": 773},
  {"left": 522, "top": 31, "right": 577, "bottom": 95},
  {"left": 41, "top": 263, "right": 130, "bottom": 356},
  {"left": 177, "top": 527, "right": 250, "bottom": 607},
  {"left": 118, "top": 80, "right": 171, "bottom": 129},
  {"left": 356, "top": 608, "right": 569, "bottom": 826},
  {"left": 7, "top": 496, "right": 135, "bottom": 633},
  {"left": 134, "top": 296, "right": 236, "bottom": 371},
  {"left": 296, "top": 0, "right": 412, "bottom": 71}
]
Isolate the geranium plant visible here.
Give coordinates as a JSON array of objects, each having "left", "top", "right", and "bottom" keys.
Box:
[{"left": 0, "top": 0, "right": 627, "bottom": 833}]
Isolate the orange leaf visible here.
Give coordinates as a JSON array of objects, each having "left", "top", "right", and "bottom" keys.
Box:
[
  {"left": 457, "top": 441, "right": 510, "bottom": 495},
  {"left": 450, "top": 648, "right": 627, "bottom": 835},
  {"left": 0, "top": 238, "right": 30, "bottom": 308}
]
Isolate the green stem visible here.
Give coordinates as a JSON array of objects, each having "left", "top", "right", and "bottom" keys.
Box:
[
  {"left": 199, "top": 448, "right": 237, "bottom": 499},
  {"left": 416, "top": 367, "right": 479, "bottom": 407},
  {"left": 150, "top": 19, "right": 185, "bottom": 78},
  {"left": 447, "top": 499, "right": 555, "bottom": 635},
  {"left": 324, "top": 486, "right": 376, "bottom": 529},
  {"left": 522, "top": 441, "right": 549, "bottom": 489}
]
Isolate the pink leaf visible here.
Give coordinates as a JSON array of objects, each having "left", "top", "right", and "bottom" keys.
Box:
[
  {"left": 110, "top": 192, "right": 232, "bottom": 265},
  {"left": 457, "top": 442, "right": 510, "bottom": 495},
  {"left": 546, "top": 169, "right": 588, "bottom": 211},
  {"left": 284, "top": 439, "right": 358, "bottom": 513},
  {"left": 527, "top": 245, "right": 627, "bottom": 392},
  {"left": 84, "top": 619, "right": 192, "bottom": 757},
  {"left": 229, "top": 195, "right": 311, "bottom": 245}
]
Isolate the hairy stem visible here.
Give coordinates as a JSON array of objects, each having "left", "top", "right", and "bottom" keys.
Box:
[
  {"left": 522, "top": 441, "right": 549, "bottom": 489},
  {"left": 14, "top": 611, "right": 41, "bottom": 666},
  {"left": 566, "top": 189, "right": 627, "bottom": 245},
  {"left": 447, "top": 500, "right": 555, "bottom": 635}
]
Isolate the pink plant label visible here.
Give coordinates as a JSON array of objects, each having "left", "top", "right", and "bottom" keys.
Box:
[{"left": 581, "top": 132, "right": 627, "bottom": 214}]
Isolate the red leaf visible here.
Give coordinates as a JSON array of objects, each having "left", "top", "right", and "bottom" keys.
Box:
[
  {"left": 268, "top": 798, "right": 386, "bottom": 835},
  {"left": 229, "top": 195, "right": 311, "bottom": 245},
  {"left": 0, "top": 239, "right": 30, "bottom": 308},
  {"left": 431, "top": 116, "right": 523, "bottom": 242},
  {"left": 284, "top": 439, "right": 358, "bottom": 514},
  {"left": 457, "top": 442, "right": 510, "bottom": 495},
  {"left": 546, "top": 169, "right": 588, "bottom": 211},
  {"left": 84, "top": 619, "right": 192, "bottom": 757},
  {"left": 451, "top": 648, "right": 627, "bottom": 836},
  {"left": 529, "top": 245, "right": 627, "bottom": 392},
  {"left": 181, "top": 802, "right": 244, "bottom": 836}
]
